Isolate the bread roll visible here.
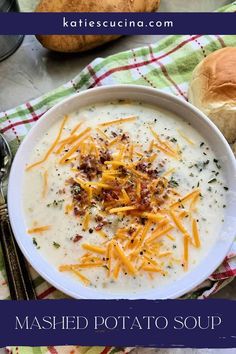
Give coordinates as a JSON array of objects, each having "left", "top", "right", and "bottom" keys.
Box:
[
  {"left": 35, "top": 0, "right": 160, "bottom": 53},
  {"left": 188, "top": 47, "right": 236, "bottom": 144}
]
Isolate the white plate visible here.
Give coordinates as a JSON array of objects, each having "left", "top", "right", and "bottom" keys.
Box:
[{"left": 8, "top": 85, "right": 236, "bottom": 299}]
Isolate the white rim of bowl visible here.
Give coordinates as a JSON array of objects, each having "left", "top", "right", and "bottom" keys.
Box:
[{"left": 8, "top": 85, "right": 236, "bottom": 299}]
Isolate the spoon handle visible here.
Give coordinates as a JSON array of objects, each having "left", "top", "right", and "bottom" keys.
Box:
[{"left": 0, "top": 207, "right": 37, "bottom": 300}]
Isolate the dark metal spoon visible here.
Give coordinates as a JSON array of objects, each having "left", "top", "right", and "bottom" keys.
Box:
[{"left": 0, "top": 133, "right": 37, "bottom": 300}]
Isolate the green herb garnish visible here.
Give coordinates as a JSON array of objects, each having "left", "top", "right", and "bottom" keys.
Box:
[
  {"left": 208, "top": 178, "right": 217, "bottom": 184},
  {"left": 53, "top": 242, "right": 61, "bottom": 249},
  {"left": 47, "top": 199, "right": 65, "bottom": 208},
  {"left": 169, "top": 178, "right": 179, "bottom": 188}
]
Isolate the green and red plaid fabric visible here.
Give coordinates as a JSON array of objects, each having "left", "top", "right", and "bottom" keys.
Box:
[
  {"left": 7, "top": 346, "right": 131, "bottom": 354},
  {"left": 1, "top": 2, "right": 236, "bottom": 353}
]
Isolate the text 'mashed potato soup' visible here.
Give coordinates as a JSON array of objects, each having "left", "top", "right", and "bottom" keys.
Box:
[{"left": 23, "top": 100, "right": 227, "bottom": 294}]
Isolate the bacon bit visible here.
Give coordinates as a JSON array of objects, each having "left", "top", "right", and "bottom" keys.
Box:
[
  {"left": 58, "top": 188, "right": 66, "bottom": 195},
  {"left": 78, "top": 155, "right": 101, "bottom": 180},
  {"left": 102, "top": 189, "right": 119, "bottom": 202},
  {"left": 71, "top": 182, "right": 89, "bottom": 209},
  {"left": 73, "top": 235, "right": 83, "bottom": 243},
  {"left": 136, "top": 161, "right": 149, "bottom": 173},
  {"left": 74, "top": 207, "right": 86, "bottom": 217},
  {"left": 137, "top": 183, "right": 151, "bottom": 211},
  {"left": 95, "top": 223, "right": 103, "bottom": 231},
  {"left": 100, "top": 150, "right": 112, "bottom": 164},
  {"left": 66, "top": 177, "right": 75, "bottom": 185},
  {"left": 95, "top": 215, "right": 103, "bottom": 223}
]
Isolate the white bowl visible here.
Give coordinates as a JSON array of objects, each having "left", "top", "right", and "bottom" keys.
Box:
[{"left": 8, "top": 85, "right": 236, "bottom": 299}]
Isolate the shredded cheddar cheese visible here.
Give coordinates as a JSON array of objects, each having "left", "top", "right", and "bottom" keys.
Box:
[
  {"left": 82, "top": 244, "right": 106, "bottom": 255},
  {"left": 183, "top": 234, "right": 189, "bottom": 271},
  {"left": 170, "top": 189, "right": 200, "bottom": 209},
  {"left": 178, "top": 130, "right": 195, "bottom": 145},
  {"left": 27, "top": 110, "right": 206, "bottom": 284},
  {"left": 42, "top": 170, "right": 48, "bottom": 198},
  {"left": 59, "top": 127, "right": 92, "bottom": 163},
  {"left": 98, "top": 116, "right": 137, "bottom": 127},
  {"left": 28, "top": 225, "right": 51, "bottom": 234},
  {"left": 114, "top": 243, "right": 136, "bottom": 275},
  {"left": 192, "top": 219, "right": 201, "bottom": 248},
  {"left": 26, "top": 115, "right": 69, "bottom": 171},
  {"left": 71, "top": 122, "right": 83, "bottom": 136},
  {"left": 109, "top": 206, "right": 138, "bottom": 213},
  {"left": 82, "top": 211, "right": 90, "bottom": 231}
]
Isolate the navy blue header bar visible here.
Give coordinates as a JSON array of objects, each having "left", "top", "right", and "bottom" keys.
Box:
[
  {"left": 0, "top": 12, "right": 235, "bottom": 35},
  {"left": 0, "top": 299, "right": 236, "bottom": 348}
]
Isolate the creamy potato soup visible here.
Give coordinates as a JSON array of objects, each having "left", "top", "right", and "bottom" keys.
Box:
[{"left": 23, "top": 100, "right": 227, "bottom": 294}]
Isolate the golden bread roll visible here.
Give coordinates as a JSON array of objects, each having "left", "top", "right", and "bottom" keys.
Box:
[
  {"left": 35, "top": 0, "right": 160, "bottom": 53},
  {"left": 188, "top": 47, "right": 236, "bottom": 144}
]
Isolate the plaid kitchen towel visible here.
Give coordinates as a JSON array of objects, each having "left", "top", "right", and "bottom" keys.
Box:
[
  {"left": 1, "top": 1, "right": 236, "bottom": 353},
  {"left": 7, "top": 347, "right": 131, "bottom": 354}
]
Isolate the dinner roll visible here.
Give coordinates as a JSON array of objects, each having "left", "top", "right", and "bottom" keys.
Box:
[{"left": 188, "top": 47, "right": 236, "bottom": 144}]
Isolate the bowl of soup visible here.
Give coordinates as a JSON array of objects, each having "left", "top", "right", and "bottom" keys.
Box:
[{"left": 8, "top": 85, "right": 236, "bottom": 299}]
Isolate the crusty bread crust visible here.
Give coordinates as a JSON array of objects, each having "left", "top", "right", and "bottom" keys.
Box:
[
  {"left": 35, "top": 0, "right": 160, "bottom": 53},
  {"left": 188, "top": 47, "right": 236, "bottom": 144}
]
